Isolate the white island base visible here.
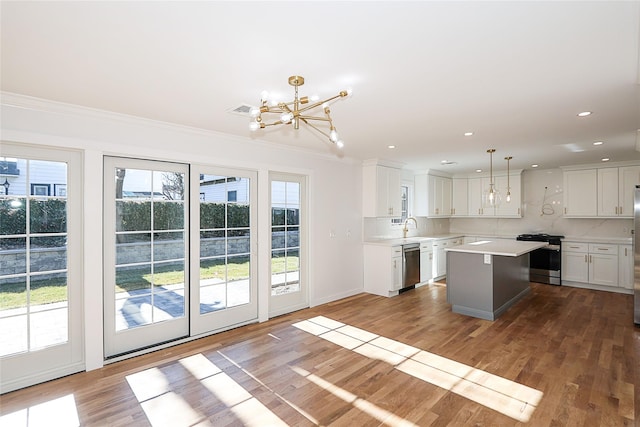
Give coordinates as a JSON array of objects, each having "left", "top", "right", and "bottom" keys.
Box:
[{"left": 445, "top": 240, "right": 547, "bottom": 321}]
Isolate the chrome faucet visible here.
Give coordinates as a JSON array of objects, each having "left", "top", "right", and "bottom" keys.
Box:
[{"left": 402, "top": 216, "right": 418, "bottom": 238}]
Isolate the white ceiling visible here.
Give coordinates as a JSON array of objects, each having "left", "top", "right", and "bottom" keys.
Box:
[{"left": 2, "top": 1, "right": 639, "bottom": 174}]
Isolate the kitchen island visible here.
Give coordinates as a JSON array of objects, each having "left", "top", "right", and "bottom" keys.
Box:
[{"left": 445, "top": 240, "right": 548, "bottom": 320}]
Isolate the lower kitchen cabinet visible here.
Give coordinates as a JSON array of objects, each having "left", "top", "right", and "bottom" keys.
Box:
[
  {"left": 432, "top": 237, "right": 462, "bottom": 280},
  {"left": 618, "top": 244, "right": 633, "bottom": 290},
  {"left": 363, "top": 244, "right": 403, "bottom": 297},
  {"left": 420, "top": 241, "right": 433, "bottom": 283},
  {"left": 562, "top": 242, "right": 620, "bottom": 289}
]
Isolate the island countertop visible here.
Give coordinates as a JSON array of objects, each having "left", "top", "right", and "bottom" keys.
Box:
[{"left": 445, "top": 240, "right": 548, "bottom": 257}]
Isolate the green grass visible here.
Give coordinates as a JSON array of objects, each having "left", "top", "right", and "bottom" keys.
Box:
[{"left": 1, "top": 256, "right": 299, "bottom": 310}]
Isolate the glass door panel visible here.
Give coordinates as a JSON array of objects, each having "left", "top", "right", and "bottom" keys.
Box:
[
  {"left": 104, "top": 157, "right": 189, "bottom": 357},
  {"left": 269, "top": 174, "right": 307, "bottom": 317}
]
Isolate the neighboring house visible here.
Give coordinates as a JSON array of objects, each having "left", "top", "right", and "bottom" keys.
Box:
[{"left": 0, "top": 157, "right": 67, "bottom": 197}]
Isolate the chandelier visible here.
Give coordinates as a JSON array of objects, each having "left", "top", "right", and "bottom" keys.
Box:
[{"left": 249, "top": 75, "right": 350, "bottom": 148}]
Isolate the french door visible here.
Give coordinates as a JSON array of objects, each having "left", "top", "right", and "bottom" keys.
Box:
[
  {"left": 269, "top": 173, "right": 308, "bottom": 317},
  {"left": 0, "top": 144, "right": 83, "bottom": 393},
  {"left": 104, "top": 157, "right": 190, "bottom": 357},
  {"left": 104, "top": 158, "right": 258, "bottom": 357},
  {"left": 190, "top": 167, "right": 257, "bottom": 335}
]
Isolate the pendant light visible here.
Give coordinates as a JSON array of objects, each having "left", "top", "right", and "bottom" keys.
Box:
[
  {"left": 483, "top": 149, "right": 501, "bottom": 207},
  {"left": 505, "top": 156, "right": 512, "bottom": 203}
]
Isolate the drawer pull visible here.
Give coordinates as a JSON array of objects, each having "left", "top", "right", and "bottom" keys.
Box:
[{"left": 597, "top": 248, "right": 609, "bottom": 251}]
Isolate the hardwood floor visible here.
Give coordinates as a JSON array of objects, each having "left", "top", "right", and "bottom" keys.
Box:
[{"left": 1, "top": 283, "right": 638, "bottom": 426}]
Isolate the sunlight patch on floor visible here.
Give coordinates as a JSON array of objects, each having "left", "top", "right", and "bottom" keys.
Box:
[
  {"left": 293, "top": 315, "right": 544, "bottom": 423},
  {"left": 125, "top": 353, "right": 288, "bottom": 427},
  {"left": 0, "top": 394, "right": 79, "bottom": 427},
  {"left": 292, "top": 366, "right": 419, "bottom": 427}
]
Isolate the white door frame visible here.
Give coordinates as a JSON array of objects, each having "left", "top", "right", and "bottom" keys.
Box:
[{"left": 0, "top": 143, "right": 84, "bottom": 393}]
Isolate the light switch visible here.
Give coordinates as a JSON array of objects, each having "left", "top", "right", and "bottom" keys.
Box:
[{"left": 484, "top": 254, "right": 491, "bottom": 264}]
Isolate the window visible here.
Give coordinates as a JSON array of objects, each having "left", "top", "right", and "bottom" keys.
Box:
[{"left": 401, "top": 185, "right": 409, "bottom": 221}]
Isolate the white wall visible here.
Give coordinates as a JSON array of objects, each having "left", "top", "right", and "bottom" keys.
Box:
[
  {"left": 450, "top": 168, "right": 633, "bottom": 239},
  {"left": 1, "top": 93, "right": 364, "bottom": 370}
]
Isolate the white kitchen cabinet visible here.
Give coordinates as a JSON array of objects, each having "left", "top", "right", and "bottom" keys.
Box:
[
  {"left": 597, "top": 167, "right": 620, "bottom": 216},
  {"left": 414, "top": 173, "right": 452, "bottom": 217},
  {"left": 589, "top": 249, "right": 618, "bottom": 287},
  {"left": 392, "top": 248, "right": 403, "bottom": 290},
  {"left": 562, "top": 246, "right": 589, "bottom": 283},
  {"left": 363, "top": 163, "right": 402, "bottom": 217},
  {"left": 564, "top": 165, "right": 640, "bottom": 218},
  {"left": 597, "top": 166, "right": 640, "bottom": 217},
  {"left": 432, "top": 237, "right": 462, "bottom": 279},
  {"left": 563, "top": 169, "right": 597, "bottom": 217},
  {"left": 429, "top": 175, "right": 452, "bottom": 217},
  {"left": 451, "top": 178, "right": 468, "bottom": 217},
  {"left": 420, "top": 241, "right": 433, "bottom": 283},
  {"left": 618, "top": 166, "right": 640, "bottom": 217},
  {"left": 494, "top": 174, "right": 522, "bottom": 217},
  {"left": 562, "top": 242, "right": 618, "bottom": 288},
  {"left": 618, "top": 244, "right": 633, "bottom": 290},
  {"left": 467, "top": 176, "right": 492, "bottom": 216},
  {"left": 363, "top": 244, "right": 404, "bottom": 297}
]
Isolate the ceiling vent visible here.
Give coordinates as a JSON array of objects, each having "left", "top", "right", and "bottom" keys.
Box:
[{"left": 228, "top": 104, "right": 254, "bottom": 117}]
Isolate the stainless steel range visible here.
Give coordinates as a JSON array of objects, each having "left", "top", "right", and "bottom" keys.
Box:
[{"left": 516, "top": 233, "right": 564, "bottom": 285}]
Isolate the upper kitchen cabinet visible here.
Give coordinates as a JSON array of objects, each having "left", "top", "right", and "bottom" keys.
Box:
[
  {"left": 362, "top": 160, "right": 403, "bottom": 217},
  {"left": 467, "top": 176, "right": 492, "bottom": 216},
  {"left": 451, "top": 178, "right": 468, "bottom": 217},
  {"left": 598, "top": 166, "right": 640, "bottom": 217},
  {"left": 465, "top": 171, "right": 522, "bottom": 218},
  {"left": 494, "top": 173, "right": 522, "bottom": 217},
  {"left": 563, "top": 168, "right": 597, "bottom": 217},
  {"left": 414, "top": 172, "right": 452, "bottom": 217},
  {"left": 563, "top": 163, "right": 640, "bottom": 218}
]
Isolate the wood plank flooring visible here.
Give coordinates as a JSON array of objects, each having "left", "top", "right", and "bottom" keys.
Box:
[{"left": 1, "top": 283, "right": 638, "bottom": 426}]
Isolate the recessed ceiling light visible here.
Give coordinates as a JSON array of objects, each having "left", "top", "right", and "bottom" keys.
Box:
[
  {"left": 441, "top": 160, "right": 448, "bottom": 164},
  {"left": 593, "top": 141, "right": 604, "bottom": 146},
  {"left": 388, "top": 145, "right": 395, "bottom": 149},
  {"left": 601, "top": 158, "right": 610, "bottom": 162},
  {"left": 464, "top": 132, "right": 474, "bottom": 136},
  {"left": 476, "top": 169, "right": 482, "bottom": 173},
  {"left": 531, "top": 164, "right": 539, "bottom": 168},
  {"left": 577, "top": 111, "right": 592, "bottom": 117}
]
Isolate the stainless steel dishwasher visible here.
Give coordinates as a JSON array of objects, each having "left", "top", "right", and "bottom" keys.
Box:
[{"left": 402, "top": 243, "right": 421, "bottom": 289}]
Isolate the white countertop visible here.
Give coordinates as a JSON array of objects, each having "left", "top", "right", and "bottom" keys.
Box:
[
  {"left": 562, "top": 236, "right": 632, "bottom": 244},
  {"left": 445, "top": 240, "right": 548, "bottom": 257},
  {"left": 363, "top": 234, "right": 464, "bottom": 247}
]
